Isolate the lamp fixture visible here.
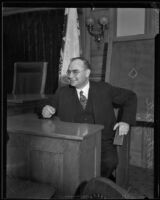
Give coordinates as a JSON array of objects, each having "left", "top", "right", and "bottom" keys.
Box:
[{"left": 86, "top": 14, "right": 108, "bottom": 43}]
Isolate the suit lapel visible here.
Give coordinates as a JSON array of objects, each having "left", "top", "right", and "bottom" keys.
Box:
[
  {"left": 69, "top": 86, "right": 80, "bottom": 120},
  {"left": 89, "top": 81, "right": 100, "bottom": 123}
]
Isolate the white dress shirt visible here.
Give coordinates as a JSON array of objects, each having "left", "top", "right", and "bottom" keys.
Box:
[{"left": 76, "top": 81, "right": 90, "bottom": 100}]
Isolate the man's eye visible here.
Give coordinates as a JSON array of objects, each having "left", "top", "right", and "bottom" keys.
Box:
[{"left": 73, "top": 70, "right": 78, "bottom": 73}]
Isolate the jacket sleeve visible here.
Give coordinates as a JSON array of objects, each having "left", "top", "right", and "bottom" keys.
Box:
[
  {"left": 108, "top": 83, "right": 137, "bottom": 125},
  {"left": 35, "top": 89, "right": 60, "bottom": 118}
]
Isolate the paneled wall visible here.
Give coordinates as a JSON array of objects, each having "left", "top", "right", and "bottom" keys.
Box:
[
  {"left": 130, "top": 126, "right": 154, "bottom": 169},
  {"left": 90, "top": 8, "right": 109, "bottom": 82},
  {"left": 79, "top": 8, "right": 110, "bottom": 82},
  {"left": 79, "top": 8, "right": 158, "bottom": 169},
  {"left": 107, "top": 8, "right": 158, "bottom": 170}
]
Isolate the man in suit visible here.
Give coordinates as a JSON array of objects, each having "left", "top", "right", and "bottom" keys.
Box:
[{"left": 38, "top": 57, "right": 137, "bottom": 181}]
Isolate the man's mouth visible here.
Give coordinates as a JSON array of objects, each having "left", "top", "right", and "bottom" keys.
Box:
[
  {"left": 70, "top": 80, "right": 77, "bottom": 85},
  {"left": 70, "top": 79, "right": 75, "bottom": 82}
]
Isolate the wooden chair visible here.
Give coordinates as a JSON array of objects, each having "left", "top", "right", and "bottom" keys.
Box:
[
  {"left": 12, "top": 62, "right": 48, "bottom": 95},
  {"left": 75, "top": 177, "right": 135, "bottom": 199},
  {"left": 115, "top": 133, "right": 130, "bottom": 188},
  {"left": 113, "top": 108, "right": 131, "bottom": 189}
]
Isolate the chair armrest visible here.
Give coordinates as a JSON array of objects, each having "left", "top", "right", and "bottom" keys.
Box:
[
  {"left": 115, "top": 132, "right": 131, "bottom": 188},
  {"left": 113, "top": 129, "right": 124, "bottom": 146}
]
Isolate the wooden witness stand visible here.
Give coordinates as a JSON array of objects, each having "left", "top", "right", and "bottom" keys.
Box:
[{"left": 7, "top": 113, "right": 104, "bottom": 196}]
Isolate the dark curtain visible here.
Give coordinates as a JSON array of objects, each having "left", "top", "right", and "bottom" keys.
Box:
[{"left": 3, "top": 9, "right": 64, "bottom": 94}]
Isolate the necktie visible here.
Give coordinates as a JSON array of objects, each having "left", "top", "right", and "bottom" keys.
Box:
[{"left": 79, "top": 91, "right": 87, "bottom": 109}]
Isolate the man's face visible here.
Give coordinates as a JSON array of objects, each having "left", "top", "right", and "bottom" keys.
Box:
[{"left": 67, "top": 59, "right": 90, "bottom": 89}]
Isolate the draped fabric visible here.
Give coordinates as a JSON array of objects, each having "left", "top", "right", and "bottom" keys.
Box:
[
  {"left": 58, "top": 8, "right": 81, "bottom": 86},
  {"left": 3, "top": 9, "right": 64, "bottom": 94}
]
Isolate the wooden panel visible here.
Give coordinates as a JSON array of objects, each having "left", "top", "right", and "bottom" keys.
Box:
[
  {"left": 130, "top": 127, "right": 143, "bottom": 167},
  {"left": 90, "top": 43, "right": 108, "bottom": 82},
  {"left": 7, "top": 146, "right": 29, "bottom": 178},
  {"left": 109, "top": 38, "right": 154, "bottom": 120},
  {"left": 30, "top": 150, "right": 63, "bottom": 192},
  {"left": 130, "top": 126, "right": 154, "bottom": 169},
  {"left": 7, "top": 133, "right": 30, "bottom": 178},
  {"left": 91, "top": 40, "right": 108, "bottom": 56},
  {"left": 141, "top": 127, "right": 154, "bottom": 168},
  {"left": 89, "top": 8, "right": 109, "bottom": 81},
  {"left": 90, "top": 56, "right": 104, "bottom": 81},
  {"left": 62, "top": 141, "right": 80, "bottom": 195},
  {"left": 80, "top": 134, "right": 97, "bottom": 180}
]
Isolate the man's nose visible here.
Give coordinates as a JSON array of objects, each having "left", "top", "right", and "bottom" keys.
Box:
[{"left": 68, "top": 72, "right": 74, "bottom": 78}]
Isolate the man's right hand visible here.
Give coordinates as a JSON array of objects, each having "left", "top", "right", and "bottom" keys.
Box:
[{"left": 42, "top": 105, "right": 56, "bottom": 118}]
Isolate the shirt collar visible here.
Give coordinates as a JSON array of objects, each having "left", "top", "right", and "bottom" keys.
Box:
[{"left": 76, "top": 81, "right": 90, "bottom": 99}]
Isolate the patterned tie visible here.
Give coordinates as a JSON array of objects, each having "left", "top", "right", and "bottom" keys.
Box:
[{"left": 79, "top": 90, "right": 87, "bottom": 109}]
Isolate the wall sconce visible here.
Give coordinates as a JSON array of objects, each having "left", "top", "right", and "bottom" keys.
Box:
[{"left": 86, "top": 15, "right": 108, "bottom": 43}]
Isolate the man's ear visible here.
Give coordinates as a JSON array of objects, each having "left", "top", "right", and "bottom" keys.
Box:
[{"left": 86, "top": 69, "right": 91, "bottom": 77}]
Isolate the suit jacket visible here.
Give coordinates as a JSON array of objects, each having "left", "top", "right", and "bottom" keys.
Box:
[{"left": 38, "top": 81, "right": 137, "bottom": 142}]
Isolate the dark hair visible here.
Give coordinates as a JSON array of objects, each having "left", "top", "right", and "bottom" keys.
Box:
[{"left": 70, "top": 57, "right": 91, "bottom": 70}]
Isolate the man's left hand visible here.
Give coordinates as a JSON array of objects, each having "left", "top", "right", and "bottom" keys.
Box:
[{"left": 113, "top": 122, "right": 130, "bottom": 136}]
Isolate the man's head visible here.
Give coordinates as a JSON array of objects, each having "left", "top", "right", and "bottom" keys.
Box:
[{"left": 67, "top": 57, "right": 91, "bottom": 89}]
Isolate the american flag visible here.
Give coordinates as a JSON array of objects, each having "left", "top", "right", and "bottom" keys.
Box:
[{"left": 59, "top": 8, "right": 81, "bottom": 85}]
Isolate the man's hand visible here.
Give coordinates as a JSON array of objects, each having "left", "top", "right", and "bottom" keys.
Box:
[
  {"left": 42, "top": 105, "right": 56, "bottom": 118},
  {"left": 113, "top": 122, "right": 130, "bottom": 135}
]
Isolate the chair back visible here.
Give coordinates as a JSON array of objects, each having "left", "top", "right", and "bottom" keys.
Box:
[
  {"left": 78, "top": 177, "right": 135, "bottom": 199},
  {"left": 12, "top": 62, "right": 48, "bottom": 95}
]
